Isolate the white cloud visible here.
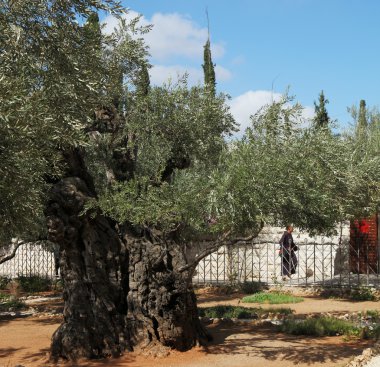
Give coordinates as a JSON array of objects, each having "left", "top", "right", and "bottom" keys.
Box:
[
  {"left": 229, "top": 90, "right": 282, "bottom": 135},
  {"left": 215, "top": 65, "right": 232, "bottom": 82},
  {"left": 302, "top": 105, "right": 315, "bottom": 120},
  {"left": 229, "top": 90, "right": 315, "bottom": 137},
  {"left": 231, "top": 55, "right": 246, "bottom": 65},
  {"left": 102, "top": 11, "right": 231, "bottom": 88},
  {"left": 147, "top": 13, "right": 224, "bottom": 61},
  {"left": 102, "top": 11, "right": 225, "bottom": 61},
  {"left": 149, "top": 64, "right": 232, "bottom": 87},
  {"left": 149, "top": 65, "right": 203, "bottom": 86}
]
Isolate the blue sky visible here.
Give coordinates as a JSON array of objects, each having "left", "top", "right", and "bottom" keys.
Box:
[{"left": 104, "top": 0, "right": 380, "bottom": 134}]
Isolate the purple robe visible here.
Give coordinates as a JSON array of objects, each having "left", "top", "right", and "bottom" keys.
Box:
[{"left": 279, "top": 231, "right": 298, "bottom": 277}]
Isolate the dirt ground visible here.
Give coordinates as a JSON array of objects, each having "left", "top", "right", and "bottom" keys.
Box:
[{"left": 1, "top": 289, "right": 380, "bottom": 367}]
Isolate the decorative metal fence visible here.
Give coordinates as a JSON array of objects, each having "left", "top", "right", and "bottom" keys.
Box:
[
  {"left": 0, "top": 242, "right": 57, "bottom": 279},
  {"left": 193, "top": 238, "right": 380, "bottom": 288},
  {"left": 1, "top": 239, "right": 380, "bottom": 288}
]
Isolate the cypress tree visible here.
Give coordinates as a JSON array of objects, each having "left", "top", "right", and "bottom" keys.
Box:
[
  {"left": 313, "top": 90, "right": 330, "bottom": 129},
  {"left": 202, "top": 38, "right": 216, "bottom": 96},
  {"left": 84, "top": 13, "right": 102, "bottom": 48},
  {"left": 358, "top": 99, "right": 368, "bottom": 129},
  {"left": 136, "top": 63, "right": 150, "bottom": 97}
]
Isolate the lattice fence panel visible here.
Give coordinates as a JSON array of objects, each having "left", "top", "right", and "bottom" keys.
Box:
[
  {"left": 0, "top": 243, "right": 57, "bottom": 279},
  {"left": 193, "top": 238, "right": 380, "bottom": 288}
]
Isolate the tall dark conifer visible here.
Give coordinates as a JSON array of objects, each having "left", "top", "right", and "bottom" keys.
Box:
[
  {"left": 136, "top": 63, "right": 150, "bottom": 97},
  {"left": 84, "top": 13, "right": 102, "bottom": 43},
  {"left": 202, "top": 11, "right": 216, "bottom": 96},
  {"left": 202, "top": 39, "right": 216, "bottom": 96},
  {"left": 358, "top": 99, "right": 368, "bottom": 129},
  {"left": 313, "top": 90, "right": 330, "bottom": 129}
]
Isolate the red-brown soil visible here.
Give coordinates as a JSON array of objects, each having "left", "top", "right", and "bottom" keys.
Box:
[{"left": 1, "top": 289, "right": 379, "bottom": 367}]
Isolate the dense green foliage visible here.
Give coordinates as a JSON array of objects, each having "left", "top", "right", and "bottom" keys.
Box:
[
  {"left": 0, "top": 0, "right": 128, "bottom": 243},
  {"left": 99, "top": 92, "right": 380, "bottom": 240},
  {"left": 1, "top": 0, "right": 379, "bottom": 251},
  {"left": 242, "top": 292, "right": 304, "bottom": 304}
]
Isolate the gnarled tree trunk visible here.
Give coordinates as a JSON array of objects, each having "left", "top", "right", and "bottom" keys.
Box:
[
  {"left": 46, "top": 149, "right": 209, "bottom": 361},
  {"left": 124, "top": 229, "right": 209, "bottom": 352},
  {"left": 46, "top": 176, "right": 131, "bottom": 360}
]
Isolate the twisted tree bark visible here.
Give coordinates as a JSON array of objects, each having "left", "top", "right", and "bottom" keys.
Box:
[
  {"left": 45, "top": 149, "right": 209, "bottom": 361},
  {"left": 46, "top": 177, "right": 131, "bottom": 360},
  {"left": 124, "top": 229, "right": 209, "bottom": 352}
]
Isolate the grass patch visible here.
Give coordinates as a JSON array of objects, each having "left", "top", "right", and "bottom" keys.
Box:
[
  {"left": 280, "top": 317, "right": 360, "bottom": 337},
  {"left": 198, "top": 305, "right": 293, "bottom": 319},
  {"left": 242, "top": 292, "right": 304, "bottom": 304}
]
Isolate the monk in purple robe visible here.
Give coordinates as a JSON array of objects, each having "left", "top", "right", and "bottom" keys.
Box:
[{"left": 279, "top": 225, "right": 298, "bottom": 279}]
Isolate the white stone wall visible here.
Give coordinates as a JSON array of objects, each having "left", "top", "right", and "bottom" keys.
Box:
[{"left": 194, "top": 223, "right": 352, "bottom": 285}]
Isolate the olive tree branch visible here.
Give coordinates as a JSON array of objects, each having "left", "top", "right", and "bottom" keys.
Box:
[
  {"left": 178, "top": 230, "right": 261, "bottom": 273},
  {"left": 0, "top": 240, "right": 26, "bottom": 265}
]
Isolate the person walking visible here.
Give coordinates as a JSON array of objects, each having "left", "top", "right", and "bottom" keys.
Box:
[{"left": 279, "top": 225, "right": 298, "bottom": 280}]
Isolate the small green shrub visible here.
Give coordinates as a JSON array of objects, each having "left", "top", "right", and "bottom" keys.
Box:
[
  {"left": 17, "top": 275, "right": 52, "bottom": 293},
  {"left": 281, "top": 317, "right": 360, "bottom": 337},
  {"left": 0, "top": 276, "right": 11, "bottom": 289},
  {"left": 198, "top": 305, "right": 293, "bottom": 319},
  {"left": 350, "top": 288, "right": 375, "bottom": 301},
  {"left": 242, "top": 292, "right": 304, "bottom": 304},
  {"left": 0, "top": 292, "right": 10, "bottom": 301},
  {"left": 369, "top": 325, "right": 380, "bottom": 339},
  {"left": 365, "top": 310, "right": 380, "bottom": 320},
  {"left": 0, "top": 298, "right": 27, "bottom": 312},
  {"left": 238, "top": 281, "right": 263, "bottom": 294}
]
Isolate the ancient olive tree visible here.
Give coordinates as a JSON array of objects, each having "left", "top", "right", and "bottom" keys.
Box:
[
  {"left": 37, "top": 5, "right": 236, "bottom": 360},
  {"left": 1, "top": 0, "right": 150, "bottom": 359},
  {"left": 2, "top": 0, "right": 380, "bottom": 363}
]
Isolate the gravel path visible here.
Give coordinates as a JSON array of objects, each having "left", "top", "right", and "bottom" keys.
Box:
[{"left": 364, "top": 356, "right": 380, "bottom": 367}]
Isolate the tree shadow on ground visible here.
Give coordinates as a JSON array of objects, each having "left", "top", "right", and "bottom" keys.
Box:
[
  {"left": 29, "top": 316, "right": 62, "bottom": 325},
  {"left": 0, "top": 347, "right": 25, "bottom": 358},
  {"left": 203, "top": 322, "right": 372, "bottom": 365},
  {"left": 18, "top": 348, "right": 139, "bottom": 367}
]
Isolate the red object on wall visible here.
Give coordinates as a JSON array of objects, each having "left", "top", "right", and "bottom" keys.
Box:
[
  {"left": 359, "top": 220, "right": 370, "bottom": 234},
  {"left": 350, "top": 214, "right": 379, "bottom": 274}
]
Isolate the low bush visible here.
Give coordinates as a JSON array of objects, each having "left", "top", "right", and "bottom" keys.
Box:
[
  {"left": 17, "top": 275, "right": 52, "bottom": 293},
  {"left": 350, "top": 287, "right": 376, "bottom": 301},
  {"left": 0, "top": 298, "right": 26, "bottom": 312},
  {"left": 0, "top": 292, "right": 10, "bottom": 301},
  {"left": 280, "top": 317, "right": 360, "bottom": 337},
  {"left": 0, "top": 276, "right": 11, "bottom": 289},
  {"left": 364, "top": 310, "right": 380, "bottom": 320},
  {"left": 242, "top": 292, "right": 304, "bottom": 304},
  {"left": 198, "top": 305, "right": 293, "bottom": 319},
  {"left": 238, "top": 281, "right": 264, "bottom": 294}
]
